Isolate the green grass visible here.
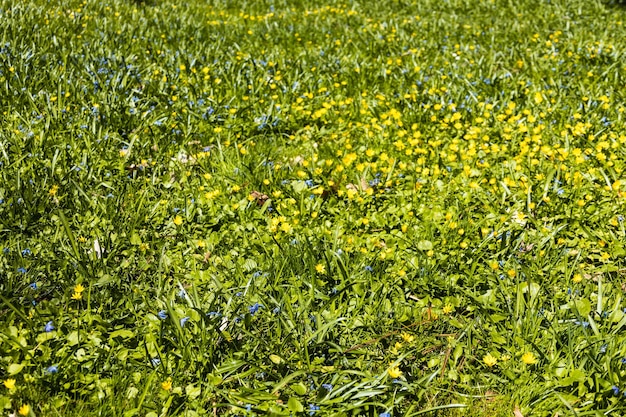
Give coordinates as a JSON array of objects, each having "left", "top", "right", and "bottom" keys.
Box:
[{"left": 2, "top": 0, "right": 626, "bottom": 415}]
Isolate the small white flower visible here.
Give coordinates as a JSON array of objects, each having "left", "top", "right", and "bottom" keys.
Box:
[{"left": 511, "top": 211, "right": 527, "bottom": 226}]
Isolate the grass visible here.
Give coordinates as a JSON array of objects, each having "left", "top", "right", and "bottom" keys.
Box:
[{"left": 2, "top": 0, "right": 626, "bottom": 415}]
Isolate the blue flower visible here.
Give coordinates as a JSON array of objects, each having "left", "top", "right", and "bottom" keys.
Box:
[
  {"left": 46, "top": 365, "right": 58, "bottom": 374},
  {"left": 309, "top": 404, "right": 320, "bottom": 415},
  {"left": 17, "top": 267, "right": 27, "bottom": 274},
  {"left": 157, "top": 310, "right": 168, "bottom": 320},
  {"left": 379, "top": 413, "right": 391, "bottom": 417},
  {"left": 29, "top": 282, "right": 38, "bottom": 290},
  {"left": 45, "top": 321, "right": 55, "bottom": 332},
  {"left": 321, "top": 383, "right": 333, "bottom": 391},
  {"left": 180, "top": 317, "right": 190, "bottom": 327},
  {"left": 21, "top": 248, "right": 31, "bottom": 256},
  {"left": 365, "top": 265, "right": 373, "bottom": 272},
  {"left": 613, "top": 385, "right": 620, "bottom": 396},
  {"left": 249, "top": 303, "right": 262, "bottom": 315},
  {"left": 151, "top": 358, "right": 161, "bottom": 366}
]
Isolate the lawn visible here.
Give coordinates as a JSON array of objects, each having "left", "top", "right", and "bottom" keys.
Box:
[{"left": 2, "top": 0, "right": 626, "bottom": 415}]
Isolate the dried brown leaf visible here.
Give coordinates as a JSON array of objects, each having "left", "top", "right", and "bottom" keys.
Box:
[{"left": 250, "top": 191, "right": 269, "bottom": 206}]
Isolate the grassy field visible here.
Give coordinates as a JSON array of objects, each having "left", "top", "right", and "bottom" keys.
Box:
[{"left": 2, "top": 0, "right": 626, "bottom": 415}]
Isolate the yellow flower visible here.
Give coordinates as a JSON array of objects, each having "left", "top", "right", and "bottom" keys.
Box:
[
  {"left": 18, "top": 404, "right": 30, "bottom": 416},
  {"left": 173, "top": 215, "right": 183, "bottom": 226},
  {"left": 390, "top": 341, "right": 403, "bottom": 355},
  {"left": 49, "top": 185, "right": 59, "bottom": 196},
  {"left": 401, "top": 333, "right": 414, "bottom": 343},
  {"left": 74, "top": 283, "right": 85, "bottom": 293},
  {"left": 521, "top": 352, "right": 537, "bottom": 365},
  {"left": 71, "top": 292, "right": 82, "bottom": 300},
  {"left": 483, "top": 353, "right": 497, "bottom": 367},
  {"left": 315, "top": 263, "right": 326, "bottom": 274},
  {"left": 387, "top": 365, "right": 402, "bottom": 379},
  {"left": 3, "top": 378, "right": 15, "bottom": 390},
  {"left": 442, "top": 304, "right": 454, "bottom": 314},
  {"left": 161, "top": 378, "right": 172, "bottom": 391}
]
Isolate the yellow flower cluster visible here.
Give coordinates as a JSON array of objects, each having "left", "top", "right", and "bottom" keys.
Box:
[{"left": 71, "top": 283, "right": 85, "bottom": 300}]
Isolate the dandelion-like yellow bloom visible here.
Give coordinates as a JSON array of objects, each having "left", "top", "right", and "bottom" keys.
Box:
[
  {"left": 387, "top": 365, "right": 402, "bottom": 378},
  {"left": 3, "top": 378, "right": 15, "bottom": 390},
  {"left": 49, "top": 185, "right": 59, "bottom": 196},
  {"left": 74, "top": 283, "right": 85, "bottom": 294},
  {"left": 315, "top": 263, "right": 326, "bottom": 274},
  {"left": 483, "top": 354, "right": 497, "bottom": 367},
  {"left": 161, "top": 378, "right": 172, "bottom": 391},
  {"left": 173, "top": 215, "right": 183, "bottom": 226},
  {"left": 521, "top": 352, "right": 537, "bottom": 365},
  {"left": 71, "top": 292, "right": 83, "bottom": 300},
  {"left": 401, "top": 333, "right": 414, "bottom": 343},
  {"left": 18, "top": 404, "right": 30, "bottom": 416}
]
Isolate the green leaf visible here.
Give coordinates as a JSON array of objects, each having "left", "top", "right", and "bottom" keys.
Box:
[
  {"left": 0, "top": 396, "right": 12, "bottom": 410},
  {"left": 269, "top": 354, "right": 282, "bottom": 364},
  {"left": 292, "top": 181, "right": 308, "bottom": 194},
  {"left": 123, "top": 408, "right": 138, "bottom": 417},
  {"left": 185, "top": 383, "right": 201, "bottom": 399},
  {"left": 519, "top": 282, "right": 540, "bottom": 299},
  {"left": 271, "top": 371, "right": 306, "bottom": 394},
  {"left": 287, "top": 397, "right": 303, "bottom": 412},
  {"left": 7, "top": 364, "right": 24, "bottom": 375},
  {"left": 574, "top": 299, "right": 592, "bottom": 318},
  {"left": 130, "top": 233, "right": 142, "bottom": 245},
  {"left": 560, "top": 369, "right": 586, "bottom": 386},
  {"left": 489, "top": 329, "right": 506, "bottom": 345},
  {"left": 291, "top": 382, "right": 307, "bottom": 395},
  {"left": 109, "top": 329, "right": 135, "bottom": 340},
  {"left": 67, "top": 331, "right": 79, "bottom": 346},
  {"left": 417, "top": 240, "right": 433, "bottom": 251},
  {"left": 95, "top": 274, "right": 114, "bottom": 286},
  {"left": 477, "top": 290, "right": 495, "bottom": 307}
]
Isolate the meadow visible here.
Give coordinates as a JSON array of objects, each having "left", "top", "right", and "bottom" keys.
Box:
[{"left": 2, "top": 0, "right": 626, "bottom": 415}]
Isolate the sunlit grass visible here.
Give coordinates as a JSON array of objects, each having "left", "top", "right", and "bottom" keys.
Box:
[{"left": 1, "top": 0, "right": 626, "bottom": 415}]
